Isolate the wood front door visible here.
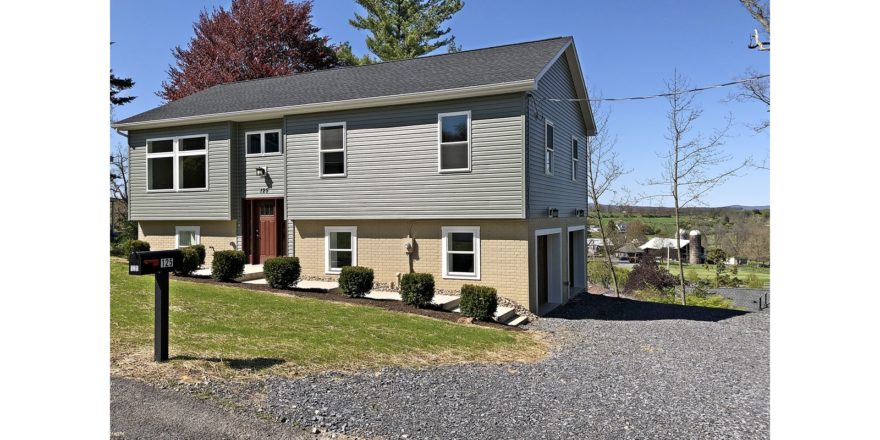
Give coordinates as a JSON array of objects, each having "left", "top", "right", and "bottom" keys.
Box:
[
  {"left": 242, "top": 198, "right": 284, "bottom": 264},
  {"left": 257, "top": 201, "right": 277, "bottom": 263}
]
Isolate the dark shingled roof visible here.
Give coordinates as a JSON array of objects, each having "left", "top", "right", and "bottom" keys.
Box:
[{"left": 117, "top": 37, "right": 573, "bottom": 125}]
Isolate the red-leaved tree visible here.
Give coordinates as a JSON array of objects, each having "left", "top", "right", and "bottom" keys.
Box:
[{"left": 159, "top": 0, "right": 340, "bottom": 102}]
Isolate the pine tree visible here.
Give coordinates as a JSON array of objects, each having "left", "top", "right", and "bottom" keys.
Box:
[
  {"left": 159, "top": 0, "right": 339, "bottom": 102},
  {"left": 110, "top": 70, "right": 135, "bottom": 106},
  {"left": 346, "top": 0, "right": 464, "bottom": 63}
]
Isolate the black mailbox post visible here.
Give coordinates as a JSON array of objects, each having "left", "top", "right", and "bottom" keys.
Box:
[{"left": 129, "top": 250, "right": 183, "bottom": 362}]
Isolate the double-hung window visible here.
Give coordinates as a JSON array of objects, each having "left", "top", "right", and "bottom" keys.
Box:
[
  {"left": 319, "top": 123, "right": 346, "bottom": 177},
  {"left": 544, "top": 121, "right": 554, "bottom": 175},
  {"left": 325, "top": 226, "right": 356, "bottom": 274},
  {"left": 438, "top": 111, "right": 471, "bottom": 172},
  {"left": 571, "top": 136, "right": 579, "bottom": 181},
  {"left": 175, "top": 226, "right": 200, "bottom": 248},
  {"left": 246, "top": 130, "right": 281, "bottom": 156},
  {"left": 441, "top": 226, "right": 480, "bottom": 279},
  {"left": 146, "top": 135, "right": 208, "bottom": 191}
]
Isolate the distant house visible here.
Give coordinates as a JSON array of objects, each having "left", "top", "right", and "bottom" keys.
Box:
[
  {"left": 614, "top": 243, "right": 644, "bottom": 263},
  {"left": 726, "top": 256, "right": 748, "bottom": 266},
  {"left": 587, "top": 238, "right": 612, "bottom": 257},
  {"left": 588, "top": 224, "right": 600, "bottom": 233}
]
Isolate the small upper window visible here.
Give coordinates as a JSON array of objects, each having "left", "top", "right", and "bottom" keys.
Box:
[
  {"left": 571, "top": 137, "right": 579, "bottom": 181},
  {"left": 319, "top": 123, "right": 346, "bottom": 177},
  {"left": 438, "top": 111, "right": 471, "bottom": 172},
  {"left": 246, "top": 130, "right": 282, "bottom": 156},
  {"left": 545, "top": 121, "right": 554, "bottom": 175}
]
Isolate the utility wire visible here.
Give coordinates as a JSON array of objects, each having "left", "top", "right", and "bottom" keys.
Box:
[{"left": 543, "top": 74, "right": 769, "bottom": 102}]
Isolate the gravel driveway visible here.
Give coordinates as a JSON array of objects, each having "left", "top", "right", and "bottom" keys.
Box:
[{"left": 266, "top": 294, "right": 769, "bottom": 439}]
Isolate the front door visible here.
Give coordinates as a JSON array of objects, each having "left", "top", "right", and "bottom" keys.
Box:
[{"left": 257, "top": 200, "right": 277, "bottom": 263}]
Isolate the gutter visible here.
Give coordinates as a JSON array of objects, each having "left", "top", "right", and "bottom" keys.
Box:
[{"left": 111, "top": 79, "right": 536, "bottom": 131}]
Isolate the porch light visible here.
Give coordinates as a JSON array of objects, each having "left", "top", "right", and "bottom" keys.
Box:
[
  {"left": 547, "top": 207, "right": 559, "bottom": 218},
  {"left": 255, "top": 166, "right": 268, "bottom": 177}
]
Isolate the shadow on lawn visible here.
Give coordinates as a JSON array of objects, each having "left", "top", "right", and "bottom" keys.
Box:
[
  {"left": 547, "top": 293, "right": 750, "bottom": 322},
  {"left": 172, "top": 356, "right": 286, "bottom": 370}
]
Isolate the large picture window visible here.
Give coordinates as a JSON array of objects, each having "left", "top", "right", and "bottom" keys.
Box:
[
  {"left": 325, "top": 226, "right": 357, "bottom": 274},
  {"left": 246, "top": 130, "right": 281, "bottom": 156},
  {"left": 441, "top": 226, "right": 480, "bottom": 279},
  {"left": 146, "top": 135, "right": 208, "bottom": 191},
  {"left": 545, "top": 121, "right": 554, "bottom": 175},
  {"left": 319, "top": 123, "right": 346, "bottom": 177},
  {"left": 438, "top": 111, "right": 471, "bottom": 172}
]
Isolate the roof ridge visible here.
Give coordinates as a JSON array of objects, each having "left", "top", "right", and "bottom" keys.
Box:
[{"left": 211, "top": 36, "right": 572, "bottom": 90}]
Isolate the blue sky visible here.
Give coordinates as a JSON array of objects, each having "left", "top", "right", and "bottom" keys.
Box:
[{"left": 111, "top": 0, "right": 769, "bottom": 207}]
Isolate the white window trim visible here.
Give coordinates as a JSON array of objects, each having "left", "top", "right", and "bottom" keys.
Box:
[
  {"left": 437, "top": 110, "right": 472, "bottom": 173},
  {"left": 245, "top": 129, "right": 282, "bottom": 157},
  {"left": 145, "top": 135, "right": 209, "bottom": 192},
  {"left": 324, "top": 226, "right": 357, "bottom": 274},
  {"left": 318, "top": 122, "right": 347, "bottom": 178},
  {"left": 571, "top": 135, "right": 580, "bottom": 182},
  {"left": 175, "top": 226, "right": 201, "bottom": 248},
  {"left": 544, "top": 120, "right": 554, "bottom": 175},
  {"left": 441, "top": 226, "right": 481, "bottom": 280}
]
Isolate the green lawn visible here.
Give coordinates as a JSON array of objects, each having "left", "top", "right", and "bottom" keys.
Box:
[
  {"left": 110, "top": 260, "right": 543, "bottom": 381},
  {"left": 663, "top": 262, "right": 770, "bottom": 286}
]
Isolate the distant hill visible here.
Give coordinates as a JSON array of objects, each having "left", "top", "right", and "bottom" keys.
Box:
[{"left": 720, "top": 205, "right": 770, "bottom": 210}]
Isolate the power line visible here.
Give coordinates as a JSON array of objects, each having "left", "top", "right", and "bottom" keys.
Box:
[{"left": 543, "top": 74, "right": 769, "bottom": 102}]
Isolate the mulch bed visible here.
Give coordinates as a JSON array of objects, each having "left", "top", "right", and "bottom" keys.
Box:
[{"left": 173, "top": 274, "right": 523, "bottom": 332}]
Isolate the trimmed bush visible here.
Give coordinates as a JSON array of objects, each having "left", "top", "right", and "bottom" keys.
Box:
[
  {"left": 623, "top": 254, "right": 677, "bottom": 293},
  {"left": 263, "top": 256, "right": 301, "bottom": 289},
  {"left": 400, "top": 273, "right": 435, "bottom": 308},
  {"left": 587, "top": 260, "right": 630, "bottom": 289},
  {"left": 459, "top": 284, "right": 498, "bottom": 321},
  {"left": 339, "top": 266, "right": 374, "bottom": 297},
  {"left": 189, "top": 244, "right": 206, "bottom": 265},
  {"left": 211, "top": 250, "right": 246, "bottom": 281},
  {"left": 124, "top": 240, "right": 150, "bottom": 257},
  {"left": 175, "top": 247, "right": 201, "bottom": 276}
]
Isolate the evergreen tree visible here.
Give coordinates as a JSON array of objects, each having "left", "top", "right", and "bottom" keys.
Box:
[
  {"left": 346, "top": 0, "right": 464, "bottom": 63},
  {"left": 110, "top": 70, "right": 135, "bottom": 106}
]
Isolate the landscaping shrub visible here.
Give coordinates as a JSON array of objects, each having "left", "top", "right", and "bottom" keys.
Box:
[
  {"left": 459, "top": 284, "right": 498, "bottom": 321},
  {"left": 263, "top": 256, "right": 301, "bottom": 289},
  {"left": 745, "top": 273, "right": 764, "bottom": 288},
  {"left": 685, "top": 267, "right": 700, "bottom": 284},
  {"left": 189, "top": 244, "right": 206, "bottom": 265},
  {"left": 110, "top": 243, "right": 125, "bottom": 257},
  {"left": 174, "top": 247, "right": 200, "bottom": 276},
  {"left": 338, "top": 266, "right": 374, "bottom": 297},
  {"left": 124, "top": 240, "right": 150, "bottom": 257},
  {"left": 400, "top": 273, "right": 435, "bottom": 308},
  {"left": 211, "top": 250, "right": 246, "bottom": 281},
  {"left": 624, "top": 254, "right": 678, "bottom": 293},
  {"left": 588, "top": 260, "right": 629, "bottom": 289}
]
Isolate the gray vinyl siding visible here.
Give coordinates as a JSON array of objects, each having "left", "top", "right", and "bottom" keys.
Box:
[
  {"left": 527, "top": 54, "right": 588, "bottom": 218},
  {"left": 128, "top": 123, "right": 231, "bottom": 220},
  {"left": 285, "top": 94, "right": 525, "bottom": 219}
]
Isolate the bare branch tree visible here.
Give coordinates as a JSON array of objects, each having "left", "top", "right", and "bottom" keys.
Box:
[
  {"left": 740, "top": 0, "right": 770, "bottom": 35},
  {"left": 110, "top": 144, "right": 129, "bottom": 229},
  {"left": 644, "top": 71, "right": 751, "bottom": 305},
  {"left": 586, "top": 100, "right": 630, "bottom": 297}
]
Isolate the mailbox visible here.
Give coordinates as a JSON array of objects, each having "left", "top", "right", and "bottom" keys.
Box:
[{"left": 129, "top": 249, "right": 183, "bottom": 275}]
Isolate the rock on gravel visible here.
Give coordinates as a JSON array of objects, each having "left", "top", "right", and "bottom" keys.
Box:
[{"left": 264, "top": 294, "right": 769, "bottom": 439}]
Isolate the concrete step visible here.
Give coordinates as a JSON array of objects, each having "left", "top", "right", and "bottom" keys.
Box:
[
  {"left": 364, "top": 290, "right": 401, "bottom": 301},
  {"left": 493, "top": 306, "right": 516, "bottom": 323},
  {"left": 242, "top": 278, "right": 267, "bottom": 285},
  {"left": 503, "top": 315, "right": 529, "bottom": 327},
  {"left": 293, "top": 280, "right": 342, "bottom": 294},
  {"left": 432, "top": 294, "right": 460, "bottom": 311}
]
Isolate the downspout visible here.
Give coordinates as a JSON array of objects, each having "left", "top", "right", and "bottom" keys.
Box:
[{"left": 523, "top": 92, "right": 532, "bottom": 310}]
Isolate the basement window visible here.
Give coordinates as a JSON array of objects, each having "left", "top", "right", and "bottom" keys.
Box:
[
  {"left": 438, "top": 111, "right": 471, "bottom": 172},
  {"left": 319, "top": 123, "right": 346, "bottom": 177},
  {"left": 441, "top": 226, "right": 480, "bottom": 279},
  {"left": 175, "top": 226, "right": 200, "bottom": 248},
  {"left": 325, "top": 226, "right": 357, "bottom": 274}
]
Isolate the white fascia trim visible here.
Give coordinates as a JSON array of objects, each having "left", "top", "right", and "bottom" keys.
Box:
[
  {"left": 532, "top": 40, "right": 597, "bottom": 136},
  {"left": 111, "top": 80, "right": 535, "bottom": 130}
]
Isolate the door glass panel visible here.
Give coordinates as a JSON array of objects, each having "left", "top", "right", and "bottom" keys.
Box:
[{"left": 259, "top": 202, "right": 275, "bottom": 216}]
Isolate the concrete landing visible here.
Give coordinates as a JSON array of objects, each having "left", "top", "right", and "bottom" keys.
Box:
[
  {"left": 192, "top": 264, "right": 264, "bottom": 282},
  {"left": 293, "top": 280, "right": 342, "bottom": 294},
  {"left": 365, "top": 291, "right": 460, "bottom": 311}
]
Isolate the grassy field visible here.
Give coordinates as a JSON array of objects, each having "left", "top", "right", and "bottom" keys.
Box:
[
  {"left": 663, "top": 262, "right": 770, "bottom": 286},
  {"left": 110, "top": 260, "right": 544, "bottom": 382}
]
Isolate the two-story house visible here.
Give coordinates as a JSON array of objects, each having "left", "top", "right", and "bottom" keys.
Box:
[{"left": 111, "top": 36, "right": 595, "bottom": 315}]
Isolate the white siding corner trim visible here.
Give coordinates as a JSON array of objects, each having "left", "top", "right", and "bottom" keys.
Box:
[{"left": 441, "top": 226, "right": 481, "bottom": 280}]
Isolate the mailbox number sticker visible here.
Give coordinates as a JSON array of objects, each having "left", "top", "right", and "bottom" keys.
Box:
[
  {"left": 130, "top": 265, "right": 139, "bottom": 272},
  {"left": 161, "top": 258, "right": 174, "bottom": 268}
]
